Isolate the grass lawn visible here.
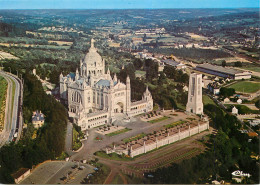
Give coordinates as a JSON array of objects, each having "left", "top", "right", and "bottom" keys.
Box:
[
  {"left": 94, "top": 151, "right": 133, "bottom": 161},
  {"left": 106, "top": 128, "right": 131, "bottom": 137},
  {"left": 0, "top": 76, "right": 7, "bottom": 129},
  {"left": 243, "top": 67, "right": 260, "bottom": 73},
  {"left": 227, "top": 81, "right": 260, "bottom": 93},
  {"left": 135, "top": 70, "right": 146, "bottom": 77},
  {"left": 84, "top": 163, "right": 111, "bottom": 184},
  {"left": 72, "top": 127, "right": 82, "bottom": 150},
  {"left": 203, "top": 95, "right": 216, "bottom": 106},
  {"left": 164, "top": 120, "right": 186, "bottom": 129},
  {"left": 111, "top": 174, "right": 124, "bottom": 184},
  {"left": 123, "top": 133, "right": 147, "bottom": 143},
  {"left": 148, "top": 116, "right": 169, "bottom": 123}
]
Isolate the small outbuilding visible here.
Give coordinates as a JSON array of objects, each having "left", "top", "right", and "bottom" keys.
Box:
[{"left": 12, "top": 168, "right": 31, "bottom": 184}]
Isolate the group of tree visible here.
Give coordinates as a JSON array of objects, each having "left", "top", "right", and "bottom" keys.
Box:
[
  {"left": 219, "top": 87, "right": 235, "bottom": 97},
  {"left": 116, "top": 59, "right": 189, "bottom": 110}
]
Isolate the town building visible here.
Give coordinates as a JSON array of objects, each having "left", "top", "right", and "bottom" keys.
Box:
[
  {"left": 223, "top": 97, "right": 230, "bottom": 103},
  {"left": 12, "top": 168, "right": 31, "bottom": 184},
  {"left": 237, "top": 99, "right": 243, "bottom": 104},
  {"left": 195, "top": 63, "right": 251, "bottom": 80},
  {"left": 232, "top": 106, "right": 238, "bottom": 115},
  {"left": 162, "top": 59, "right": 186, "bottom": 69},
  {"left": 250, "top": 119, "right": 260, "bottom": 126},
  {"left": 207, "top": 82, "right": 220, "bottom": 95},
  {"left": 186, "top": 73, "right": 204, "bottom": 114},
  {"left": 60, "top": 39, "right": 153, "bottom": 130},
  {"left": 32, "top": 110, "right": 45, "bottom": 128}
]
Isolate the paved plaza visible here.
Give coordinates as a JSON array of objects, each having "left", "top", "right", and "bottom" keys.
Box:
[
  {"left": 70, "top": 111, "right": 197, "bottom": 161},
  {"left": 20, "top": 161, "right": 94, "bottom": 184}
]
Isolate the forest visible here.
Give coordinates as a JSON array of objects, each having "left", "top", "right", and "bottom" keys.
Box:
[{"left": 0, "top": 71, "right": 68, "bottom": 183}]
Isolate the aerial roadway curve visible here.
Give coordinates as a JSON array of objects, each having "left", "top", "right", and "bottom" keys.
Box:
[{"left": 0, "top": 70, "right": 23, "bottom": 147}]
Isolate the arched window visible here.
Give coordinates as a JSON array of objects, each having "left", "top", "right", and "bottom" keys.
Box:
[
  {"left": 105, "top": 95, "right": 108, "bottom": 106},
  {"left": 72, "top": 91, "right": 82, "bottom": 103}
]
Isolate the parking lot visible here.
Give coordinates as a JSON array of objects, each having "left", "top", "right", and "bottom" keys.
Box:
[{"left": 20, "top": 161, "right": 94, "bottom": 184}]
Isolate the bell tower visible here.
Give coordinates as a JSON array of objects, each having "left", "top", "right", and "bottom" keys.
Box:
[{"left": 186, "top": 73, "right": 203, "bottom": 114}]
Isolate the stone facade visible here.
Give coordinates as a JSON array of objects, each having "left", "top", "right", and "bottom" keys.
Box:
[
  {"left": 60, "top": 39, "right": 153, "bottom": 130},
  {"left": 186, "top": 73, "right": 203, "bottom": 114},
  {"left": 106, "top": 121, "right": 209, "bottom": 158}
]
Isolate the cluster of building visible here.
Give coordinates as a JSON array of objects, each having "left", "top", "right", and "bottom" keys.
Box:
[
  {"left": 135, "top": 28, "right": 166, "bottom": 35},
  {"left": 60, "top": 39, "right": 153, "bottom": 130}
]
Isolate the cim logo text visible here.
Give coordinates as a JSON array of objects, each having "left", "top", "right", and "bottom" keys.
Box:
[{"left": 232, "top": 170, "right": 251, "bottom": 177}]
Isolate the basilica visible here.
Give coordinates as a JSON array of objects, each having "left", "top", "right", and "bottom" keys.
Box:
[{"left": 60, "top": 39, "right": 153, "bottom": 130}]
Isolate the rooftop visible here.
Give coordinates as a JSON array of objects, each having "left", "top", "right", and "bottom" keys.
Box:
[
  {"left": 12, "top": 168, "right": 30, "bottom": 179},
  {"left": 96, "top": 79, "right": 117, "bottom": 88},
  {"left": 163, "top": 59, "right": 182, "bottom": 66},
  {"left": 32, "top": 110, "right": 44, "bottom": 122},
  {"left": 196, "top": 63, "right": 245, "bottom": 75}
]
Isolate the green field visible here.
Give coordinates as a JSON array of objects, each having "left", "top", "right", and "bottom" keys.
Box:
[
  {"left": 203, "top": 95, "right": 216, "bottom": 106},
  {"left": 228, "top": 81, "right": 260, "bottom": 93},
  {"left": 243, "top": 67, "right": 260, "bottom": 73},
  {"left": 94, "top": 151, "right": 133, "bottom": 161},
  {"left": 106, "top": 128, "right": 131, "bottom": 137},
  {"left": 0, "top": 76, "right": 8, "bottom": 130},
  {"left": 148, "top": 116, "right": 169, "bottom": 123},
  {"left": 0, "top": 76, "right": 7, "bottom": 108},
  {"left": 111, "top": 174, "right": 124, "bottom": 184}
]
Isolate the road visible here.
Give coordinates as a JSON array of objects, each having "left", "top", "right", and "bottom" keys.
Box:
[{"left": 0, "top": 71, "right": 23, "bottom": 146}]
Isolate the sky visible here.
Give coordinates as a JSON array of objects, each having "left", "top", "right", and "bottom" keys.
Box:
[{"left": 0, "top": 0, "right": 259, "bottom": 9}]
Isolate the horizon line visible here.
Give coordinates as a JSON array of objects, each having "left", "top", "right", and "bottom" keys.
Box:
[{"left": 0, "top": 7, "right": 259, "bottom": 10}]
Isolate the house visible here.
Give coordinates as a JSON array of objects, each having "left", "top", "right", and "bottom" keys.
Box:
[
  {"left": 232, "top": 106, "right": 238, "bottom": 115},
  {"left": 237, "top": 99, "right": 242, "bottom": 104},
  {"left": 32, "top": 110, "right": 45, "bottom": 128},
  {"left": 162, "top": 59, "right": 186, "bottom": 69},
  {"left": 248, "top": 132, "right": 258, "bottom": 137},
  {"left": 183, "top": 85, "right": 188, "bottom": 92},
  {"left": 223, "top": 98, "right": 230, "bottom": 103},
  {"left": 250, "top": 119, "right": 260, "bottom": 126},
  {"left": 207, "top": 82, "right": 220, "bottom": 95},
  {"left": 12, "top": 168, "right": 31, "bottom": 184}
]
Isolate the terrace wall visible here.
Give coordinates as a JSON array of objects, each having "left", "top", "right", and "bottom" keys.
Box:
[{"left": 107, "top": 122, "right": 209, "bottom": 158}]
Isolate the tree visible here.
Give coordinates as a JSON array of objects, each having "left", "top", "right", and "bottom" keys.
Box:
[
  {"left": 255, "top": 99, "right": 260, "bottom": 109},
  {"left": 221, "top": 60, "right": 227, "bottom": 67},
  {"left": 220, "top": 87, "right": 235, "bottom": 97},
  {"left": 234, "top": 61, "right": 242, "bottom": 67}
]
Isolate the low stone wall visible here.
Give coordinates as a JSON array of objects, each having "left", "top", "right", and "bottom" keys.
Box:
[
  {"left": 130, "top": 122, "right": 209, "bottom": 157},
  {"left": 106, "top": 122, "right": 209, "bottom": 158}
]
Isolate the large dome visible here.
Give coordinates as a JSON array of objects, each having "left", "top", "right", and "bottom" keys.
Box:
[{"left": 83, "top": 39, "right": 102, "bottom": 64}]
